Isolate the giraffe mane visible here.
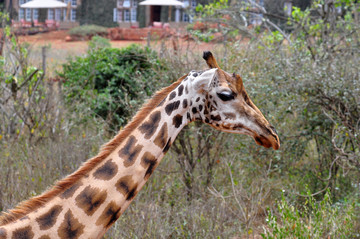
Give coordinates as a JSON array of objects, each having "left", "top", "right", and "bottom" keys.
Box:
[{"left": 0, "top": 74, "right": 187, "bottom": 226}]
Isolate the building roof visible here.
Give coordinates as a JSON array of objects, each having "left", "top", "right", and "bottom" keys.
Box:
[
  {"left": 139, "top": 0, "right": 184, "bottom": 7},
  {"left": 20, "top": 0, "right": 67, "bottom": 8}
]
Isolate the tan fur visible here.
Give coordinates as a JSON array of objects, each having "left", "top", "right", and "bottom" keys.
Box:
[
  {"left": 234, "top": 74, "right": 244, "bottom": 93},
  {"left": 0, "top": 75, "right": 187, "bottom": 226}
]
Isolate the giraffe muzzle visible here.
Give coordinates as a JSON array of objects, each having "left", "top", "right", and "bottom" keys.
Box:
[{"left": 254, "top": 126, "right": 280, "bottom": 150}]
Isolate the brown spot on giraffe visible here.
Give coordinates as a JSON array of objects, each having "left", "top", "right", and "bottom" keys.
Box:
[
  {"left": 95, "top": 201, "right": 122, "bottom": 228},
  {"left": 154, "top": 122, "right": 168, "bottom": 149},
  {"left": 75, "top": 186, "right": 107, "bottom": 216},
  {"left": 36, "top": 205, "right": 62, "bottom": 230},
  {"left": 115, "top": 175, "right": 138, "bottom": 201},
  {"left": 0, "top": 228, "right": 6, "bottom": 239},
  {"left": 169, "top": 91, "right": 176, "bottom": 100},
  {"left": 172, "top": 114, "right": 183, "bottom": 128},
  {"left": 93, "top": 159, "right": 118, "bottom": 181},
  {"left": 59, "top": 182, "right": 83, "bottom": 199},
  {"left": 57, "top": 210, "right": 85, "bottom": 239},
  {"left": 39, "top": 235, "right": 51, "bottom": 239},
  {"left": 178, "top": 84, "right": 184, "bottom": 96},
  {"left": 140, "top": 152, "right": 157, "bottom": 180},
  {"left": 12, "top": 226, "right": 34, "bottom": 239},
  {"left": 138, "top": 111, "right": 161, "bottom": 139},
  {"left": 118, "top": 135, "right": 143, "bottom": 168},
  {"left": 211, "top": 114, "right": 222, "bottom": 122},
  {"left": 165, "top": 100, "right": 180, "bottom": 116},
  {"left": 182, "top": 99, "right": 188, "bottom": 108}
]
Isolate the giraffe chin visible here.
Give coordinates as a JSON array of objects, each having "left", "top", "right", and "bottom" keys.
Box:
[{"left": 254, "top": 135, "right": 280, "bottom": 150}]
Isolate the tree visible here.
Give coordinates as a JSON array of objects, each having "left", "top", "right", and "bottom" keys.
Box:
[{"left": 78, "top": 0, "right": 117, "bottom": 27}]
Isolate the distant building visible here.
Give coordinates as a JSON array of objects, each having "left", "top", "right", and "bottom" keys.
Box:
[
  {"left": 5, "top": 0, "right": 80, "bottom": 22},
  {"left": 4, "top": 0, "right": 207, "bottom": 28},
  {"left": 114, "top": 0, "right": 201, "bottom": 28}
]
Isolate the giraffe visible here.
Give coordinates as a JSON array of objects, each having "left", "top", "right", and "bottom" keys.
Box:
[{"left": 0, "top": 51, "right": 280, "bottom": 239}]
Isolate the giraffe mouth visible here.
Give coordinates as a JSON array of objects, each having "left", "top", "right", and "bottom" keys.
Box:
[
  {"left": 254, "top": 135, "right": 272, "bottom": 149},
  {"left": 207, "top": 122, "right": 280, "bottom": 150},
  {"left": 254, "top": 134, "right": 280, "bottom": 150},
  {"left": 222, "top": 123, "right": 280, "bottom": 150}
]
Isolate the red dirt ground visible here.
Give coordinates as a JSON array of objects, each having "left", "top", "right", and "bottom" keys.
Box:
[
  {"left": 17, "top": 30, "right": 217, "bottom": 53},
  {"left": 15, "top": 29, "right": 220, "bottom": 79},
  {"left": 18, "top": 30, "right": 147, "bottom": 52}
]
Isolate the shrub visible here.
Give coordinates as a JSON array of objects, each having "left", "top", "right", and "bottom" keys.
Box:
[
  {"left": 0, "top": 13, "right": 59, "bottom": 142},
  {"left": 87, "top": 35, "right": 111, "bottom": 51},
  {"left": 262, "top": 190, "right": 357, "bottom": 239},
  {"left": 68, "top": 24, "right": 108, "bottom": 37},
  {"left": 58, "top": 43, "right": 163, "bottom": 132}
]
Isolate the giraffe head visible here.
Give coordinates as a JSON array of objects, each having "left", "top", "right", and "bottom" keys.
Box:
[{"left": 189, "top": 51, "right": 280, "bottom": 150}]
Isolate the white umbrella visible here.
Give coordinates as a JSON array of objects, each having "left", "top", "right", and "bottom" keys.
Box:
[
  {"left": 20, "top": 0, "right": 67, "bottom": 8},
  {"left": 139, "top": 0, "right": 184, "bottom": 7}
]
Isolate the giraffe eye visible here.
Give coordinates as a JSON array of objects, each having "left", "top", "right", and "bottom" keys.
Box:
[{"left": 217, "top": 91, "right": 235, "bottom": 101}]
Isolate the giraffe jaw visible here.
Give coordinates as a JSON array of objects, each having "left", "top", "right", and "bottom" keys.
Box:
[{"left": 208, "top": 123, "right": 280, "bottom": 150}]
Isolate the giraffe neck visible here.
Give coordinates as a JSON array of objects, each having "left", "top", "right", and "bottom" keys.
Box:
[{"left": 0, "top": 72, "right": 205, "bottom": 239}]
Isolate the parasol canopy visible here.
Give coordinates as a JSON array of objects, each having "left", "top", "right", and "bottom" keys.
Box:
[
  {"left": 20, "top": 0, "right": 67, "bottom": 8},
  {"left": 139, "top": 0, "right": 184, "bottom": 7}
]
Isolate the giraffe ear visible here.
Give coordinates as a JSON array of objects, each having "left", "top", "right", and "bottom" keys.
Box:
[
  {"left": 233, "top": 73, "right": 243, "bottom": 92},
  {"left": 192, "top": 68, "right": 218, "bottom": 91}
]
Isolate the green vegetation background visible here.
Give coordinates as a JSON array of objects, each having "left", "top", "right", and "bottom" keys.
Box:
[{"left": 0, "top": 0, "right": 359, "bottom": 238}]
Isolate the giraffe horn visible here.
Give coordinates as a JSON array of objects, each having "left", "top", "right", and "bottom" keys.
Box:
[{"left": 203, "top": 51, "right": 220, "bottom": 69}]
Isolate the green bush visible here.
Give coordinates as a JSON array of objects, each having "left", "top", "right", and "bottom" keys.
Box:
[
  {"left": 87, "top": 35, "right": 111, "bottom": 51},
  {"left": 68, "top": 24, "right": 108, "bottom": 37},
  {"left": 262, "top": 190, "right": 357, "bottom": 239},
  {"left": 58, "top": 43, "right": 162, "bottom": 132}
]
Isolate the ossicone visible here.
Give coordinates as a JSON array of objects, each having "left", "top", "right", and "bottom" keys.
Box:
[{"left": 203, "top": 51, "right": 220, "bottom": 69}]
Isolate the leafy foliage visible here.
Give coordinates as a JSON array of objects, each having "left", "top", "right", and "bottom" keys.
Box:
[
  {"left": 0, "top": 13, "right": 57, "bottom": 142},
  {"left": 77, "top": 0, "right": 117, "bottom": 27},
  {"left": 188, "top": 0, "right": 360, "bottom": 236},
  {"left": 58, "top": 42, "right": 162, "bottom": 131},
  {"left": 262, "top": 190, "right": 356, "bottom": 238},
  {"left": 68, "top": 24, "right": 108, "bottom": 37}
]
